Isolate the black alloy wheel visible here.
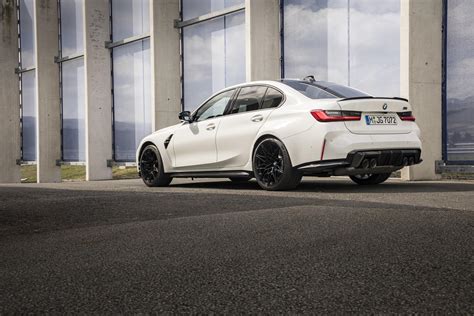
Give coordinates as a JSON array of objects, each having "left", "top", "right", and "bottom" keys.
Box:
[
  {"left": 253, "top": 138, "right": 302, "bottom": 191},
  {"left": 139, "top": 144, "right": 172, "bottom": 187}
]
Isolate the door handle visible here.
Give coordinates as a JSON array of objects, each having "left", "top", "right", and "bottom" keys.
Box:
[
  {"left": 251, "top": 115, "right": 263, "bottom": 122},
  {"left": 206, "top": 123, "right": 216, "bottom": 131}
]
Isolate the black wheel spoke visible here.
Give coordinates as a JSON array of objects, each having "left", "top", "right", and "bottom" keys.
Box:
[
  {"left": 255, "top": 153, "right": 267, "bottom": 162},
  {"left": 254, "top": 141, "right": 285, "bottom": 187},
  {"left": 140, "top": 149, "right": 159, "bottom": 183}
]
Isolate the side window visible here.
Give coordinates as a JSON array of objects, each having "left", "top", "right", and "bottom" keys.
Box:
[
  {"left": 194, "top": 89, "right": 235, "bottom": 122},
  {"left": 284, "top": 81, "right": 337, "bottom": 99},
  {"left": 261, "top": 87, "right": 284, "bottom": 109},
  {"left": 230, "top": 86, "right": 267, "bottom": 114}
]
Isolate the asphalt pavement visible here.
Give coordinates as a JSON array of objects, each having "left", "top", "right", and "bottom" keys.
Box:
[{"left": 0, "top": 177, "right": 473, "bottom": 313}]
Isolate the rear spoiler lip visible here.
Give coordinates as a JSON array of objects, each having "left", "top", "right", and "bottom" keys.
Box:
[{"left": 338, "top": 96, "right": 409, "bottom": 102}]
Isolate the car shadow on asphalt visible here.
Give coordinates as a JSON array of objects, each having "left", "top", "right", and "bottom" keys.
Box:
[{"left": 170, "top": 178, "right": 474, "bottom": 193}]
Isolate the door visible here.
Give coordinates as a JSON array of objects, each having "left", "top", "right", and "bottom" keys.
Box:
[
  {"left": 172, "top": 89, "right": 235, "bottom": 169},
  {"left": 216, "top": 86, "right": 284, "bottom": 167}
]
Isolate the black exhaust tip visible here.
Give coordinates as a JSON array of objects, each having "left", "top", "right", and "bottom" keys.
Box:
[
  {"left": 369, "top": 158, "right": 377, "bottom": 168},
  {"left": 361, "top": 159, "right": 370, "bottom": 169}
]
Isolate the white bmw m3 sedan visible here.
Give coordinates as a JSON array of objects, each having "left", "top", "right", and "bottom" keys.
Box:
[{"left": 136, "top": 77, "right": 422, "bottom": 191}]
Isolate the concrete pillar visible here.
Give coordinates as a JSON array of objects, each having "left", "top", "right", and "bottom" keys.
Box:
[
  {"left": 0, "top": 0, "right": 21, "bottom": 183},
  {"left": 150, "top": 0, "right": 181, "bottom": 131},
  {"left": 35, "top": 0, "right": 61, "bottom": 183},
  {"left": 400, "top": 0, "right": 443, "bottom": 180},
  {"left": 245, "top": 0, "right": 280, "bottom": 81},
  {"left": 84, "top": 0, "right": 113, "bottom": 180}
]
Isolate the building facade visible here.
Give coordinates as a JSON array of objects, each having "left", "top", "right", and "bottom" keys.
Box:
[{"left": 0, "top": 0, "right": 472, "bottom": 183}]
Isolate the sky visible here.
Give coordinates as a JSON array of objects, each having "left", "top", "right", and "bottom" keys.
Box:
[{"left": 284, "top": 0, "right": 400, "bottom": 97}]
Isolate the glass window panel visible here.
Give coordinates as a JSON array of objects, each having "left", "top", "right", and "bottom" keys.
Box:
[
  {"left": 223, "top": 12, "right": 245, "bottom": 87},
  {"left": 281, "top": 80, "right": 338, "bottom": 99},
  {"left": 261, "top": 88, "right": 284, "bottom": 109},
  {"left": 283, "top": 0, "right": 400, "bottom": 97},
  {"left": 183, "top": 11, "right": 245, "bottom": 112},
  {"left": 323, "top": 83, "right": 369, "bottom": 98},
  {"left": 283, "top": 0, "right": 347, "bottom": 83},
  {"left": 113, "top": 39, "right": 151, "bottom": 161},
  {"left": 20, "top": 0, "right": 35, "bottom": 68},
  {"left": 62, "top": 58, "right": 85, "bottom": 161},
  {"left": 194, "top": 89, "right": 235, "bottom": 121},
  {"left": 230, "top": 86, "right": 267, "bottom": 114},
  {"left": 348, "top": 0, "right": 400, "bottom": 97},
  {"left": 112, "top": 0, "right": 149, "bottom": 41},
  {"left": 60, "top": 0, "right": 84, "bottom": 56},
  {"left": 21, "top": 71, "right": 37, "bottom": 161},
  {"left": 182, "top": 0, "right": 244, "bottom": 20},
  {"left": 446, "top": 0, "right": 474, "bottom": 161}
]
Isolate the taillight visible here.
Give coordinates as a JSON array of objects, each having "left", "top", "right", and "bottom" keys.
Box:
[
  {"left": 398, "top": 111, "right": 416, "bottom": 121},
  {"left": 311, "top": 110, "right": 361, "bottom": 122}
]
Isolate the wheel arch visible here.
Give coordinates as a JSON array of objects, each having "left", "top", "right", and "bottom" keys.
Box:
[
  {"left": 251, "top": 134, "right": 296, "bottom": 167},
  {"left": 251, "top": 134, "right": 302, "bottom": 190},
  {"left": 252, "top": 134, "right": 283, "bottom": 155},
  {"left": 137, "top": 141, "right": 157, "bottom": 170}
]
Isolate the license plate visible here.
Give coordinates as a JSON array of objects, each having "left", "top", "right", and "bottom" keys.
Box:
[{"left": 365, "top": 114, "right": 398, "bottom": 125}]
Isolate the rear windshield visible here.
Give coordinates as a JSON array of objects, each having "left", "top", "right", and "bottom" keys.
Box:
[{"left": 281, "top": 80, "right": 371, "bottom": 99}]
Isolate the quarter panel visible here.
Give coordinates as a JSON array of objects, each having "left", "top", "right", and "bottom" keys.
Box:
[{"left": 248, "top": 100, "right": 342, "bottom": 168}]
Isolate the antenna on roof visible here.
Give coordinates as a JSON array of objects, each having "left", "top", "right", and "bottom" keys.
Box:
[{"left": 302, "top": 75, "right": 316, "bottom": 83}]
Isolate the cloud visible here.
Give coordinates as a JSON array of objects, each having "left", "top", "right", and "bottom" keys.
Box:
[
  {"left": 20, "top": 0, "right": 35, "bottom": 68},
  {"left": 112, "top": 0, "right": 149, "bottom": 41},
  {"left": 60, "top": 0, "right": 84, "bottom": 56},
  {"left": 447, "top": 0, "right": 474, "bottom": 45},
  {"left": 61, "top": 58, "right": 85, "bottom": 121},
  {"left": 182, "top": 0, "right": 244, "bottom": 20},
  {"left": 112, "top": 39, "right": 152, "bottom": 143},
  {"left": 447, "top": 57, "right": 474, "bottom": 100},
  {"left": 183, "top": 11, "right": 245, "bottom": 111},
  {"left": 284, "top": 0, "right": 400, "bottom": 97}
]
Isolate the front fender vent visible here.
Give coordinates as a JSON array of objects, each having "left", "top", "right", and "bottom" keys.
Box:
[{"left": 164, "top": 134, "right": 173, "bottom": 149}]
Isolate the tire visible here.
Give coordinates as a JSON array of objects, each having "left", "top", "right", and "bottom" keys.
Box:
[
  {"left": 139, "top": 144, "right": 172, "bottom": 187},
  {"left": 349, "top": 173, "right": 391, "bottom": 185},
  {"left": 229, "top": 177, "right": 252, "bottom": 183},
  {"left": 253, "top": 138, "right": 302, "bottom": 191}
]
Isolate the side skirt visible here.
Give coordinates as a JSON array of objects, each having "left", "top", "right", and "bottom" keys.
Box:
[{"left": 169, "top": 171, "right": 253, "bottom": 179}]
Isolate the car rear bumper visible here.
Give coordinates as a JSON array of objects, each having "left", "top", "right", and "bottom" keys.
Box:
[
  {"left": 297, "top": 148, "right": 422, "bottom": 176},
  {"left": 282, "top": 122, "right": 422, "bottom": 167}
]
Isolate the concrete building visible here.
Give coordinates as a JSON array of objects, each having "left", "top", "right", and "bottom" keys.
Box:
[{"left": 0, "top": 0, "right": 473, "bottom": 183}]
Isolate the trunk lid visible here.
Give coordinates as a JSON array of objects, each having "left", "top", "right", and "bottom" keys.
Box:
[{"left": 337, "top": 97, "right": 413, "bottom": 134}]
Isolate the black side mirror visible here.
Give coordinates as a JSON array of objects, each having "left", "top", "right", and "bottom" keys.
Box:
[{"left": 178, "top": 111, "right": 192, "bottom": 123}]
